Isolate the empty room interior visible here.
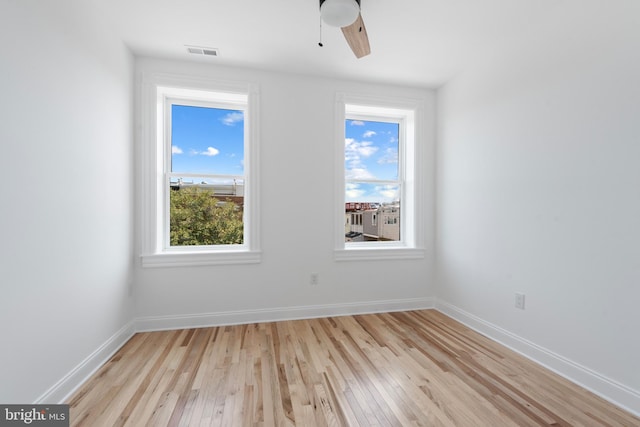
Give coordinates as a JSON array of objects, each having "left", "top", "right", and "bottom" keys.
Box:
[{"left": 1, "top": 0, "right": 639, "bottom": 425}]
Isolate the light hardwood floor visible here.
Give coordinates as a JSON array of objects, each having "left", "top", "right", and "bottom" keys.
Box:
[{"left": 68, "top": 310, "right": 640, "bottom": 426}]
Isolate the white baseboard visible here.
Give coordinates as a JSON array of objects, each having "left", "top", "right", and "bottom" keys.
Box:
[
  {"left": 435, "top": 299, "right": 640, "bottom": 418},
  {"left": 38, "top": 298, "right": 432, "bottom": 404},
  {"left": 46, "top": 297, "right": 640, "bottom": 419},
  {"left": 135, "top": 297, "right": 435, "bottom": 332},
  {"left": 35, "top": 321, "right": 135, "bottom": 404}
]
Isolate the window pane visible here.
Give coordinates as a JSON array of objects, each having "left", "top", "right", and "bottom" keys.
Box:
[
  {"left": 345, "top": 119, "right": 398, "bottom": 181},
  {"left": 171, "top": 105, "right": 244, "bottom": 175},
  {"left": 169, "top": 177, "right": 244, "bottom": 246},
  {"left": 344, "top": 183, "right": 400, "bottom": 242}
]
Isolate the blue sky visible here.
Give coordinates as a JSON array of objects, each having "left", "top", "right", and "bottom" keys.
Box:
[
  {"left": 170, "top": 104, "right": 244, "bottom": 177},
  {"left": 170, "top": 107, "right": 398, "bottom": 202},
  {"left": 345, "top": 119, "right": 399, "bottom": 203}
]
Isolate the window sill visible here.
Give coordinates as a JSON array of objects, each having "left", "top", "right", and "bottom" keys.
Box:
[
  {"left": 141, "top": 250, "right": 262, "bottom": 268},
  {"left": 334, "top": 247, "right": 425, "bottom": 262}
]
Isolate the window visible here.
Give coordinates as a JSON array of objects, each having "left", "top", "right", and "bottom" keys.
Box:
[
  {"left": 334, "top": 94, "right": 425, "bottom": 260},
  {"left": 141, "top": 74, "right": 260, "bottom": 267},
  {"left": 345, "top": 117, "right": 400, "bottom": 242}
]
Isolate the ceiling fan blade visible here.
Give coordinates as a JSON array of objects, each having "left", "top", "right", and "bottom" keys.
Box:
[{"left": 341, "top": 13, "right": 370, "bottom": 58}]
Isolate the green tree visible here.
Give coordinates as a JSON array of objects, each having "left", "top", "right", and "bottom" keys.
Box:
[{"left": 170, "top": 187, "right": 243, "bottom": 246}]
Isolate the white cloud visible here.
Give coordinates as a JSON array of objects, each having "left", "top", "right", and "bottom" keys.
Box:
[
  {"left": 349, "top": 120, "right": 365, "bottom": 126},
  {"left": 345, "top": 183, "right": 366, "bottom": 199},
  {"left": 201, "top": 147, "right": 220, "bottom": 156},
  {"left": 172, "top": 145, "right": 183, "bottom": 154},
  {"left": 345, "top": 138, "right": 378, "bottom": 158},
  {"left": 346, "top": 189, "right": 366, "bottom": 199},
  {"left": 345, "top": 183, "right": 359, "bottom": 190},
  {"left": 376, "top": 185, "right": 399, "bottom": 200},
  {"left": 379, "top": 189, "right": 398, "bottom": 199},
  {"left": 345, "top": 138, "right": 379, "bottom": 179},
  {"left": 363, "top": 130, "right": 377, "bottom": 138},
  {"left": 221, "top": 112, "right": 244, "bottom": 126},
  {"left": 377, "top": 147, "right": 398, "bottom": 164},
  {"left": 346, "top": 168, "right": 375, "bottom": 180}
]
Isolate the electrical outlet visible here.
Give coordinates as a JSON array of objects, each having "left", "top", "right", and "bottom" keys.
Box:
[
  {"left": 310, "top": 273, "right": 319, "bottom": 286},
  {"left": 515, "top": 293, "right": 526, "bottom": 310}
]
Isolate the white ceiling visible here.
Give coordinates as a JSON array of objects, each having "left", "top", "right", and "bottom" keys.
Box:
[{"left": 84, "top": 0, "right": 612, "bottom": 88}]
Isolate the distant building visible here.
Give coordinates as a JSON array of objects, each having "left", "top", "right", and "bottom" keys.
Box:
[
  {"left": 170, "top": 179, "right": 244, "bottom": 210},
  {"left": 345, "top": 202, "right": 375, "bottom": 212},
  {"left": 345, "top": 202, "right": 400, "bottom": 242},
  {"left": 378, "top": 203, "right": 400, "bottom": 241},
  {"left": 345, "top": 211, "right": 363, "bottom": 235},
  {"left": 362, "top": 210, "right": 378, "bottom": 240}
]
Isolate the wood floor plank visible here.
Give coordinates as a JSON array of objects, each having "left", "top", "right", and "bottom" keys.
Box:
[{"left": 67, "top": 310, "right": 640, "bottom": 426}]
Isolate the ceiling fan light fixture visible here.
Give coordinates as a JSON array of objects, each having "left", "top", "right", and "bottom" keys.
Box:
[{"left": 320, "top": 0, "right": 360, "bottom": 28}]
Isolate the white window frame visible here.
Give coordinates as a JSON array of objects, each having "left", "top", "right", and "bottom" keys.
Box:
[
  {"left": 334, "top": 93, "right": 425, "bottom": 261},
  {"left": 140, "top": 73, "right": 261, "bottom": 267}
]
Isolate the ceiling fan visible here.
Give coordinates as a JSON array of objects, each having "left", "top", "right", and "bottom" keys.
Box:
[{"left": 319, "top": 0, "right": 371, "bottom": 58}]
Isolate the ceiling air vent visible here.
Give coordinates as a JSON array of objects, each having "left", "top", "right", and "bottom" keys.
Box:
[{"left": 185, "top": 45, "right": 219, "bottom": 57}]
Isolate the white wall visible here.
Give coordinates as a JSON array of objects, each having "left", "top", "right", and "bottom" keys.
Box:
[
  {"left": 9, "top": 0, "right": 638, "bottom": 412},
  {"left": 0, "top": 1, "right": 134, "bottom": 402},
  {"left": 436, "top": 1, "right": 640, "bottom": 413},
  {"left": 134, "top": 58, "right": 436, "bottom": 325}
]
